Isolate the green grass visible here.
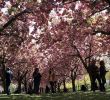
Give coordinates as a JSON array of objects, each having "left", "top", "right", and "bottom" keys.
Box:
[{"left": 0, "top": 90, "right": 110, "bottom": 100}]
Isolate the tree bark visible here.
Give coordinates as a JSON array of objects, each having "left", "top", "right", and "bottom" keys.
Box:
[
  {"left": 63, "top": 79, "right": 67, "bottom": 92},
  {"left": 15, "top": 70, "right": 22, "bottom": 93},
  {"left": 24, "top": 75, "right": 28, "bottom": 93},
  {"left": 17, "top": 80, "right": 22, "bottom": 93},
  {"left": 72, "top": 78, "right": 75, "bottom": 92},
  {"left": 57, "top": 82, "right": 61, "bottom": 92},
  {"left": 71, "top": 70, "right": 76, "bottom": 92},
  {"left": 15, "top": 70, "right": 28, "bottom": 93}
]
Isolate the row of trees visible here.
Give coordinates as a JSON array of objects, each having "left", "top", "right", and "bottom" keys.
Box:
[{"left": 0, "top": 0, "right": 110, "bottom": 93}]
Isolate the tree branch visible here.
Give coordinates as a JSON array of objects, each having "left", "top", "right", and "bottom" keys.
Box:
[
  {"left": 0, "top": 9, "right": 31, "bottom": 33},
  {"left": 105, "top": 0, "right": 110, "bottom": 7},
  {"left": 63, "top": 0, "right": 78, "bottom": 5},
  {"left": 73, "top": 45, "right": 88, "bottom": 68},
  {"left": 93, "top": 30, "right": 110, "bottom": 35}
]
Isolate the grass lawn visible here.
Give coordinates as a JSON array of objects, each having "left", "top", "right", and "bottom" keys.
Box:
[{"left": 0, "top": 90, "right": 110, "bottom": 100}]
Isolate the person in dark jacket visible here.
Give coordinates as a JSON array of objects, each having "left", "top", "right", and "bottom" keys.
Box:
[
  {"left": 33, "top": 68, "right": 42, "bottom": 94},
  {"left": 5, "top": 67, "right": 13, "bottom": 95},
  {"left": 89, "top": 59, "right": 102, "bottom": 91},
  {"left": 99, "top": 60, "right": 107, "bottom": 91}
]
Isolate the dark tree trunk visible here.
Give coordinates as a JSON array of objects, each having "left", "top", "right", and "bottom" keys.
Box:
[
  {"left": 71, "top": 70, "right": 76, "bottom": 92},
  {"left": 16, "top": 79, "right": 22, "bottom": 93},
  {"left": 15, "top": 70, "right": 28, "bottom": 93},
  {"left": 15, "top": 70, "right": 22, "bottom": 93},
  {"left": 71, "top": 78, "right": 76, "bottom": 92},
  {"left": 24, "top": 75, "right": 27, "bottom": 93},
  {"left": 63, "top": 79, "right": 67, "bottom": 92},
  {"left": 57, "top": 82, "right": 61, "bottom": 92}
]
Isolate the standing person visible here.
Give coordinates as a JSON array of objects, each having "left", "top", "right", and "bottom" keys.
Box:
[
  {"left": 48, "top": 68, "right": 56, "bottom": 93},
  {"left": 33, "top": 68, "right": 42, "bottom": 94},
  {"left": 5, "top": 67, "right": 13, "bottom": 95},
  {"left": 99, "top": 60, "right": 107, "bottom": 91},
  {"left": 89, "top": 59, "right": 102, "bottom": 92}
]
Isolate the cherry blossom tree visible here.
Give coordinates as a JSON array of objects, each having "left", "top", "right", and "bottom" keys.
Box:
[{"left": 0, "top": 0, "right": 110, "bottom": 93}]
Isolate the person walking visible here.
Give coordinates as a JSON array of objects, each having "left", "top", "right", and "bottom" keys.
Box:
[
  {"left": 5, "top": 67, "right": 13, "bottom": 95},
  {"left": 33, "top": 68, "right": 42, "bottom": 94},
  {"left": 99, "top": 60, "right": 107, "bottom": 91}
]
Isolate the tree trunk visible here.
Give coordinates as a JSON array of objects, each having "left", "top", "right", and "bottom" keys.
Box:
[
  {"left": 71, "top": 70, "right": 76, "bottom": 92},
  {"left": 15, "top": 70, "right": 28, "bottom": 93},
  {"left": 24, "top": 75, "right": 27, "bottom": 93},
  {"left": 77, "top": 82, "right": 80, "bottom": 91},
  {"left": 71, "top": 77, "right": 76, "bottom": 92},
  {"left": 63, "top": 79, "right": 67, "bottom": 92},
  {"left": 16, "top": 79, "right": 22, "bottom": 93},
  {"left": 15, "top": 71, "right": 22, "bottom": 93},
  {"left": 57, "top": 82, "right": 61, "bottom": 92}
]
